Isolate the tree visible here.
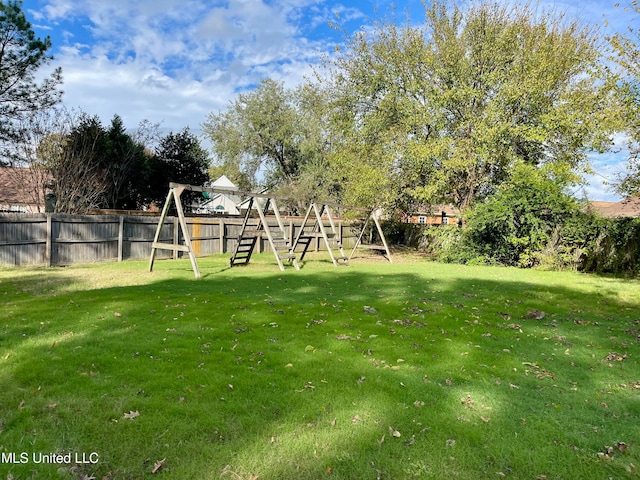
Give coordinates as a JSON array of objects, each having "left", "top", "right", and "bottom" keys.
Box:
[
  {"left": 608, "top": 1, "right": 640, "bottom": 197},
  {"left": 149, "top": 128, "right": 210, "bottom": 211},
  {"left": 103, "top": 115, "right": 154, "bottom": 210},
  {"left": 202, "top": 79, "right": 335, "bottom": 209},
  {"left": 0, "top": 0, "right": 62, "bottom": 157},
  {"left": 321, "top": 0, "right": 611, "bottom": 210},
  {"left": 43, "top": 113, "right": 110, "bottom": 213}
]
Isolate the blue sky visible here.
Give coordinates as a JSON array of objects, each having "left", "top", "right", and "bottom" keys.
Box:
[{"left": 23, "top": 0, "right": 636, "bottom": 200}]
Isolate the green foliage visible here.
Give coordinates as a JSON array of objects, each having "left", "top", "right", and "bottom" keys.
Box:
[
  {"left": 321, "top": 0, "right": 610, "bottom": 210},
  {"left": 148, "top": 127, "right": 210, "bottom": 210},
  {"left": 463, "top": 164, "right": 582, "bottom": 268},
  {"left": 103, "top": 115, "right": 149, "bottom": 209},
  {"left": 580, "top": 216, "right": 640, "bottom": 275},
  {"left": 0, "top": 0, "right": 62, "bottom": 151},
  {"left": 607, "top": 2, "right": 640, "bottom": 197},
  {"left": 203, "top": 79, "right": 335, "bottom": 209}
]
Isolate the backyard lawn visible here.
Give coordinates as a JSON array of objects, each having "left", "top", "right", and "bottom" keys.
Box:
[{"left": 1, "top": 253, "right": 639, "bottom": 479}]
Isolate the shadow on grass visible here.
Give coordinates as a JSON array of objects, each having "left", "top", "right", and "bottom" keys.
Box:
[{"left": 0, "top": 262, "right": 639, "bottom": 479}]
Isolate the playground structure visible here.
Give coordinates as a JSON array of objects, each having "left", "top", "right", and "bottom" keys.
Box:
[{"left": 148, "top": 183, "right": 391, "bottom": 279}]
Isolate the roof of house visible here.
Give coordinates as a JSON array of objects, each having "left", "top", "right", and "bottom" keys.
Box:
[
  {"left": 589, "top": 197, "right": 640, "bottom": 218},
  {"left": 210, "top": 174, "right": 237, "bottom": 191}
]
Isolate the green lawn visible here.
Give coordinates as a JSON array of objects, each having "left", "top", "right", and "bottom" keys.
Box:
[{"left": 1, "top": 253, "right": 639, "bottom": 479}]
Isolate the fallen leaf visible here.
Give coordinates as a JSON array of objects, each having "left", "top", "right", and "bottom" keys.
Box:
[
  {"left": 404, "top": 435, "right": 416, "bottom": 446},
  {"left": 364, "top": 306, "right": 377, "bottom": 314},
  {"left": 352, "top": 415, "right": 361, "bottom": 424},
  {"left": 523, "top": 309, "right": 546, "bottom": 320},
  {"left": 151, "top": 458, "right": 165, "bottom": 474},
  {"left": 389, "top": 426, "right": 401, "bottom": 437},
  {"left": 617, "top": 441, "right": 628, "bottom": 453},
  {"left": 123, "top": 410, "right": 140, "bottom": 420},
  {"left": 336, "top": 334, "right": 353, "bottom": 340},
  {"left": 481, "top": 416, "right": 491, "bottom": 423},
  {"left": 446, "top": 439, "right": 456, "bottom": 448},
  {"left": 604, "top": 352, "right": 627, "bottom": 362},
  {"left": 114, "top": 312, "right": 122, "bottom": 317}
]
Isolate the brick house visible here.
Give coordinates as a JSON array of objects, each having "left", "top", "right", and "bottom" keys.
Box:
[
  {"left": 0, "top": 167, "right": 50, "bottom": 213},
  {"left": 403, "top": 204, "right": 461, "bottom": 226}
]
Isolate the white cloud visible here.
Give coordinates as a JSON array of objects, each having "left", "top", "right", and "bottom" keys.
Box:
[{"left": 30, "top": 0, "right": 339, "bottom": 136}]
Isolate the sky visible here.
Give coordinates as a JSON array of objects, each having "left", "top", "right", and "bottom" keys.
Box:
[{"left": 22, "top": 0, "right": 637, "bottom": 201}]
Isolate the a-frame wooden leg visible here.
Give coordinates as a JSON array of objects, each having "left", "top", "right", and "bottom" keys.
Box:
[
  {"left": 371, "top": 211, "right": 393, "bottom": 263},
  {"left": 149, "top": 188, "right": 175, "bottom": 273},
  {"left": 148, "top": 186, "right": 201, "bottom": 279}
]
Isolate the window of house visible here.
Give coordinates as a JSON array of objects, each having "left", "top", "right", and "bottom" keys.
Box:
[
  {"left": 442, "top": 216, "right": 449, "bottom": 225},
  {"left": 418, "top": 216, "right": 426, "bottom": 224}
]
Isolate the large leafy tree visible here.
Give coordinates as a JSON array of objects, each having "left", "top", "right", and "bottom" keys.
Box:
[
  {"left": 322, "top": 0, "right": 611, "bottom": 210},
  {"left": 0, "top": 0, "right": 62, "bottom": 156},
  {"left": 608, "top": 1, "right": 640, "bottom": 197},
  {"left": 202, "top": 79, "right": 335, "bottom": 208}
]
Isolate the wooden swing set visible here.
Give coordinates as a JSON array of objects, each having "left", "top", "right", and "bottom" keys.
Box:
[{"left": 148, "top": 182, "right": 392, "bottom": 279}]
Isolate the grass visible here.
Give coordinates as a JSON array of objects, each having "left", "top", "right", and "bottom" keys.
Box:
[{"left": 1, "top": 252, "right": 640, "bottom": 479}]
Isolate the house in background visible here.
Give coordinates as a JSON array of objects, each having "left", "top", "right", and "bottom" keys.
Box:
[
  {"left": 0, "top": 167, "right": 49, "bottom": 213},
  {"left": 195, "top": 175, "right": 242, "bottom": 215},
  {"left": 589, "top": 197, "right": 640, "bottom": 218},
  {"left": 403, "top": 204, "right": 461, "bottom": 226}
]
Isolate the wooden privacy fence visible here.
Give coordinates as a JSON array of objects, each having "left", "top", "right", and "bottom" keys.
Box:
[{"left": 0, "top": 213, "right": 361, "bottom": 267}]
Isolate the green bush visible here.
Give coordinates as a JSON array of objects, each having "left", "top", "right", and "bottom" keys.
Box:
[
  {"left": 580, "top": 216, "right": 640, "bottom": 274},
  {"left": 463, "top": 164, "right": 580, "bottom": 268}
]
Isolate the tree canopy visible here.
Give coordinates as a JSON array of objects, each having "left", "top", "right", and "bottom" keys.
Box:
[
  {"left": 202, "top": 79, "right": 337, "bottom": 209},
  {"left": 319, "top": 0, "right": 611, "bottom": 210},
  {"left": 608, "top": 1, "right": 640, "bottom": 198},
  {"left": 0, "top": 0, "right": 62, "bottom": 154}
]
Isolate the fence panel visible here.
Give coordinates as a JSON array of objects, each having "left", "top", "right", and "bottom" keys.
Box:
[{"left": 0, "top": 213, "right": 359, "bottom": 268}]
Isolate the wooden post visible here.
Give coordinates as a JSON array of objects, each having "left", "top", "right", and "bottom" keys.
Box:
[
  {"left": 117, "top": 215, "right": 124, "bottom": 262},
  {"left": 219, "top": 218, "right": 224, "bottom": 254},
  {"left": 289, "top": 220, "right": 293, "bottom": 246},
  {"left": 45, "top": 214, "right": 52, "bottom": 267}
]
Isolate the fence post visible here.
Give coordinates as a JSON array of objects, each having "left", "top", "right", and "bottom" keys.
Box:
[
  {"left": 118, "top": 215, "right": 124, "bottom": 262},
  {"left": 45, "top": 214, "right": 52, "bottom": 267},
  {"left": 219, "top": 218, "right": 225, "bottom": 254}
]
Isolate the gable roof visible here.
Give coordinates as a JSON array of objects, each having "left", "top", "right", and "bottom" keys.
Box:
[{"left": 211, "top": 175, "right": 237, "bottom": 190}]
